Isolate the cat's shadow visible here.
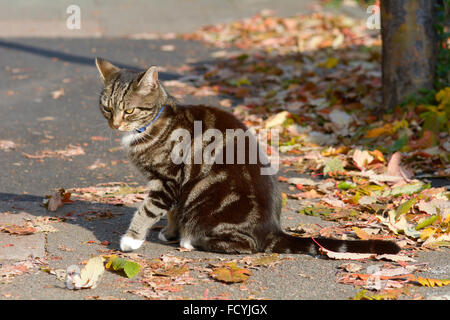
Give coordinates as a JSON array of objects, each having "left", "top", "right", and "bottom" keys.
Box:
[{"left": 0, "top": 192, "right": 172, "bottom": 253}]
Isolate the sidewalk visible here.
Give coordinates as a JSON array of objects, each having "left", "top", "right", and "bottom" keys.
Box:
[
  {"left": 0, "top": 1, "right": 448, "bottom": 301},
  {"left": 0, "top": 0, "right": 367, "bottom": 37}
]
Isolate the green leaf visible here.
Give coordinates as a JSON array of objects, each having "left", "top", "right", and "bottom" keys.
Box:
[
  {"left": 337, "top": 181, "right": 355, "bottom": 190},
  {"left": 299, "top": 206, "right": 334, "bottom": 217},
  {"left": 105, "top": 255, "right": 140, "bottom": 279},
  {"left": 387, "top": 133, "right": 408, "bottom": 153},
  {"left": 415, "top": 215, "right": 438, "bottom": 230},
  {"left": 228, "top": 77, "right": 251, "bottom": 87},
  {"left": 395, "top": 198, "right": 417, "bottom": 220}
]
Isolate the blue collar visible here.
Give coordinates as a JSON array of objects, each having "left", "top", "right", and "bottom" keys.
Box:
[{"left": 135, "top": 105, "right": 165, "bottom": 133}]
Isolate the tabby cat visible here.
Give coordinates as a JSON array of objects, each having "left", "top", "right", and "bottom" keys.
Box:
[{"left": 95, "top": 57, "right": 400, "bottom": 255}]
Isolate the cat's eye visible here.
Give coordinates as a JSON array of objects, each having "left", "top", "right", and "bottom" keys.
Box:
[
  {"left": 103, "top": 105, "right": 112, "bottom": 112},
  {"left": 124, "top": 108, "right": 135, "bottom": 114}
]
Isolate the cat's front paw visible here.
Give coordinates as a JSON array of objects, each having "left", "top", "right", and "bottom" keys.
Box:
[{"left": 120, "top": 235, "right": 144, "bottom": 252}]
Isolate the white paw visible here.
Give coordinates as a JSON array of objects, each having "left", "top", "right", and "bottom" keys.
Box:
[
  {"left": 158, "top": 231, "right": 168, "bottom": 242},
  {"left": 120, "top": 235, "right": 144, "bottom": 252},
  {"left": 180, "top": 238, "right": 194, "bottom": 251}
]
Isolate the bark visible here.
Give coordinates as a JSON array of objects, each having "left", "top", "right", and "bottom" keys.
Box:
[{"left": 381, "top": 0, "right": 437, "bottom": 110}]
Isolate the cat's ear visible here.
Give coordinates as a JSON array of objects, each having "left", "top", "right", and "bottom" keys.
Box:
[
  {"left": 95, "top": 57, "right": 120, "bottom": 83},
  {"left": 136, "top": 66, "right": 158, "bottom": 96}
]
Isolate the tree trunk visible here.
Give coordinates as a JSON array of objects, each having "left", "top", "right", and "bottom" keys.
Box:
[{"left": 381, "top": 0, "right": 437, "bottom": 110}]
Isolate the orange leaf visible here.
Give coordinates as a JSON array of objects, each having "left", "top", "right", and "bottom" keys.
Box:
[
  {"left": 369, "top": 150, "right": 385, "bottom": 163},
  {"left": 0, "top": 224, "right": 37, "bottom": 235},
  {"left": 210, "top": 262, "right": 252, "bottom": 283},
  {"left": 352, "top": 227, "right": 370, "bottom": 240},
  {"left": 364, "top": 123, "right": 393, "bottom": 138}
]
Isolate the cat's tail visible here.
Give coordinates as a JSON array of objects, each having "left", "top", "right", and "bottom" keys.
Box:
[{"left": 265, "top": 232, "right": 400, "bottom": 255}]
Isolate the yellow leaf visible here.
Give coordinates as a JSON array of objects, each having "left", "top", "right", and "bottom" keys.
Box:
[
  {"left": 352, "top": 227, "right": 370, "bottom": 240},
  {"left": 364, "top": 123, "right": 393, "bottom": 138},
  {"left": 325, "top": 57, "right": 339, "bottom": 69},
  {"left": 392, "top": 119, "right": 408, "bottom": 132},
  {"left": 420, "top": 227, "right": 436, "bottom": 240},
  {"left": 415, "top": 276, "right": 450, "bottom": 287},
  {"left": 210, "top": 262, "right": 252, "bottom": 283},
  {"left": 369, "top": 149, "right": 386, "bottom": 162}
]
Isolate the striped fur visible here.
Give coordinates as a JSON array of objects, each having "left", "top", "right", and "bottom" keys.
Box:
[{"left": 95, "top": 58, "right": 400, "bottom": 256}]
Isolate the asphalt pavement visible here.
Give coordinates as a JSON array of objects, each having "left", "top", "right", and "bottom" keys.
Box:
[{"left": 0, "top": 0, "right": 448, "bottom": 301}]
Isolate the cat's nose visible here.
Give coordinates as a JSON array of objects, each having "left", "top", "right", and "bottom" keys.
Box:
[{"left": 109, "top": 121, "right": 121, "bottom": 129}]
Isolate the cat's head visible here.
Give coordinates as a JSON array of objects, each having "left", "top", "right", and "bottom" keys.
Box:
[{"left": 95, "top": 57, "right": 166, "bottom": 132}]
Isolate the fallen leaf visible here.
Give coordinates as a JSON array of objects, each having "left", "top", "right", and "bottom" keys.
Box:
[
  {"left": 154, "top": 265, "right": 189, "bottom": 278},
  {"left": 0, "top": 224, "right": 37, "bottom": 235},
  {"left": 320, "top": 248, "right": 375, "bottom": 260},
  {"left": 353, "top": 227, "right": 370, "bottom": 240},
  {"left": 0, "top": 140, "right": 17, "bottom": 151},
  {"left": 210, "top": 262, "right": 252, "bottom": 283},
  {"left": 66, "top": 256, "right": 105, "bottom": 290},
  {"left": 51, "top": 88, "right": 65, "bottom": 99},
  {"left": 394, "top": 198, "right": 417, "bottom": 220},
  {"left": 90, "top": 136, "right": 109, "bottom": 141},
  {"left": 244, "top": 254, "right": 281, "bottom": 268},
  {"left": 339, "top": 263, "right": 362, "bottom": 273},
  {"left": 160, "top": 44, "right": 175, "bottom": 51},
  {"left": 323, "top": 158, "right": 345, "bottom": 176},
  {"left": 414, "top": 276, "right": 450, "bottom": 287},
  {"left": 374, "top": 254, "right": 416, "bottom": 263},
  {"left": 364, "top": 123, "right": 392, "bottom": 138},
  {"left": 352, "top": 149, "right": 374, "bottom": 170},
  {"left": 265, "top": 111, "right": 290, "bottom": 129},
  {"left": 88, "top": 159, "right": 106, "bottom": 170},
  {"left": 105, "top": 255, "right": 140, "bottom": 279}
]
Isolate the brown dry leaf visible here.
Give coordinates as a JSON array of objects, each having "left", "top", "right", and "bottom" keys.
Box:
[
  {"left": 23, "top": 144, "right": 85, "bottom": 160},
  {"left": 0, "top": 140, "right": 17, "bottom": 151},
  {"left": 88, "top": 159, "right": 107, "bottom": 170},
  {"left": 51, "top": 88, "right": 65, "bottom": 99},
  {"left": 320, "top": 247, "right": 376, "bottom": 260},
  {"left": 352, "top": 227, "right": 370, "bottom": 240},
  {"left": 339, "top": 263, "right": 362, "bottom": 273},
  {"left": 210, "top": 262, "right": 252, "bottom": 283},
  {"left": 154, "top": 265, "right": 189, "bottom": 277},
  {"left": 244, "top": 254, "right": 281, "bottom": 268},
  {"left": 160, "top": 44, "right": 175, "bottom": 51},
  {"left": 84, "top": 296, "right": 125, "bottom": 300},
  {"left": 0, "top": 224, "right": 37, "bottom": 235},
  {"left": 375, "top": 254, "right": 416, "bottom": 263}
]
